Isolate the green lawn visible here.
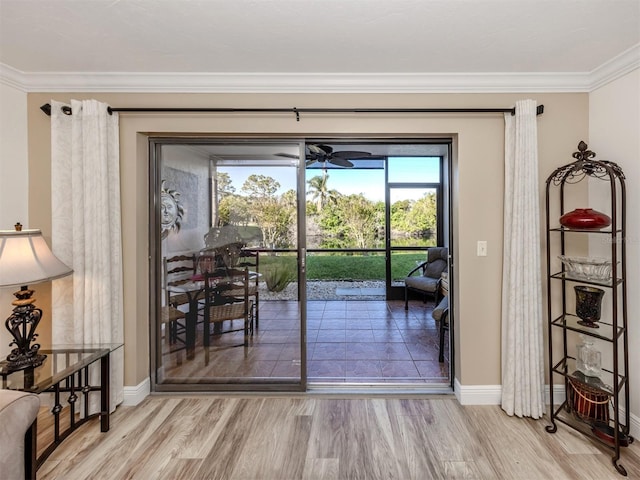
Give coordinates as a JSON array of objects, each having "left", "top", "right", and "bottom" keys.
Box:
[{"left": 258, "top": 251, "right": 425, "bottom": 281}]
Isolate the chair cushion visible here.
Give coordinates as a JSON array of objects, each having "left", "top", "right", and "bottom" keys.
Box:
[
  {"left": 432, "top": 296, "right": 449, "bottom": 321},
  {"left": 424, "top": 258, "right": 447, "bottom": 278},
  {"left": 427, "top": 247, "right": 448, "bottom": 263},
  {"left": 421, "top": 247, "right": 448, "bottom": 278},
  {"left": 405, "top": 276, "right": 439, "bottom": 293}
]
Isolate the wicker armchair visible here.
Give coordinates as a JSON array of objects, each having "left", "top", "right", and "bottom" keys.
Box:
[{"left": 404, "top": 247, "right": 448, "bottom": 310}]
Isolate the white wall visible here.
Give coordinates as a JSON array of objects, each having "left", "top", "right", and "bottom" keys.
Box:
[
  {"left": 0, "top": 82, "right": 29, "bottom": 357},
  {"left": 589, "top": 68, "right": 640, "bottom": 435}
]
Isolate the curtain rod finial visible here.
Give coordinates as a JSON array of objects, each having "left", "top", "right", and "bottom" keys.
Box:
[
  {"left": 40, "top": 103, "right": 52, "bottom": 116},
  {"left": 511, "top": 104, "right": 545, "bottom": 116}
]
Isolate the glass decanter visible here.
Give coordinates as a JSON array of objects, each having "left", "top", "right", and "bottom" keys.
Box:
[{"left": 576, "top": 335, "right": 602, "bottom": 378}]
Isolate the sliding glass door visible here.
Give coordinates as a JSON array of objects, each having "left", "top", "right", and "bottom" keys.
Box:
[
  {"left": 149, "top": 138, "right": 453, "bottom": 390},
  {"left": 150, "top": 139, "right": 306, "bottom": 391}
]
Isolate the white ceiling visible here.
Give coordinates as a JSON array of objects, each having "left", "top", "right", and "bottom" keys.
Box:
[{"left": 1, "top": 0, "right": 638, "bottom": 92}]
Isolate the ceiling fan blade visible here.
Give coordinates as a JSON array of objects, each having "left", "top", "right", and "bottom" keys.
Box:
[
  {"left": 328, "top": 157, "right": 354, "bottom": 168},
  {"left": 312, "top": 144, "right": 333, "bottom": 155},
  {"left": 275, "top": 153, "right": 300, "bottom": 159},
  {"left": 306, "top": 158, "right": 319, "bottom": 166},
  {"left": 331, "top": 150, "right": 372, "bottom": 159},
  {"left": 307, "top": 144, "right": 325, "bottom": 155}
]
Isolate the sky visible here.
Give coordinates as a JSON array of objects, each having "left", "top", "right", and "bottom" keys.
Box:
[{"left": 221, "top": 157, "right": 441, "bottom": 203}]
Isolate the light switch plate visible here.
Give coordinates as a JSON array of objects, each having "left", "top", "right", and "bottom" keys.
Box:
[{"left": 477, "top": 241, "right": 487, "bottom": 256}]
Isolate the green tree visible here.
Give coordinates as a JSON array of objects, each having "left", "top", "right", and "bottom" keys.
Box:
[
  {"left": 255, "top": 196, "right": 295, "bottom": 248},
  {"left": 321, "top": 194, "right": 381, "bottom": 249},
  {"left": 241, "top": 174, "right": 280, "bottom": 198},
  {"left": 390, "top": 199, "right": 412, "bottom": 233},
  {"left": 240, "top": 175, "right": 295, "bottom": 248},
  {"left": 212, "top": 171, "right": 236, "bottom": 225},
  {"left": 407, "top": 192, "right": 437, "bottom": 239},
  {"left": 216, "top": 172, "right": 235, "bottom": 198},
  {"left": 281, "top": 189, "right": 297, "bottom": 208},
  {"left": 306, "top": 173, "right": 339, "bottom": 212},
  {"left": 218, "top": 194, "right": 250, "bottom": 225}
]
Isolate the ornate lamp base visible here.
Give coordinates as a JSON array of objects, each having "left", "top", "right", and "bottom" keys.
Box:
[
  {"left": 0, "top": 352, "right": 46, "bottom": 373},
  {"left": 3, "top": 286, "right": 48, "bottom": 374}
]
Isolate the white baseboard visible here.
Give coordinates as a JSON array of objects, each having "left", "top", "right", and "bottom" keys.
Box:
[
  {"left": 454, "top": 379, "right": 502, "bottom": 405},
  {"left": 620, "top": 406, "right": 640, "bottom": 438},
  {"left": 632, "top": 412, "right": 640, "bottom": 438},
  {"left": 453, "top": 382, "right": 640, "bottom": 436},
  {"left": 454, "top": 380, "right": 566, "bottom": 407},
  {"left": 122, "top": 377, "right": 150, "bottom": 406}
]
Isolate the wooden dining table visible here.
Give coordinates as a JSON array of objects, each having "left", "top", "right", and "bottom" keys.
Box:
[{"left": 167, "top": 270, "right": 259, "bottom": 358}]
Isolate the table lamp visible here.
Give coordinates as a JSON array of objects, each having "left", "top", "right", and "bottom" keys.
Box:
[{"left": 0, "top": 223, "right": 72, "bottom": 372}]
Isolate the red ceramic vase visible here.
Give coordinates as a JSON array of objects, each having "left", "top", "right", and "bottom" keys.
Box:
[{"left": 559, "top": 208, "right": 611, "bottom": 230}]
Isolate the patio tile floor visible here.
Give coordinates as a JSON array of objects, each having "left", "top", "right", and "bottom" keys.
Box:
[{"left": 160, "top": 299, "right": 449, "bottom": 385}]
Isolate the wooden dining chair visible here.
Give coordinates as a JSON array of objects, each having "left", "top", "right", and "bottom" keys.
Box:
[
  {"left": 203, "top": 267, "right": 253, "bottom": 349},
  {"left": 162, "top": 253, "right": 196, "bottom": 350},
  {"left": 160, "top": 303, "right": 186, "bottom": 349},
  {"left": 163, "top": 253, "right": 197, "bottom": 309},
  {"left": 238, "top": 249, "right": 260, "bottom": 329}
]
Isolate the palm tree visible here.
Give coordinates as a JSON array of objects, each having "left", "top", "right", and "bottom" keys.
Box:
[{"left": 306, "top": 171, "right": 339, "bottom": 212}]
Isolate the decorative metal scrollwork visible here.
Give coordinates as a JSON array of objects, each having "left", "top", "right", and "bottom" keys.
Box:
[
  {"left": 548, "top": 141, "right": 625, "bottom": 185},
  {"left": 572, "top": 140, "right": 595, "bottom": 161}
]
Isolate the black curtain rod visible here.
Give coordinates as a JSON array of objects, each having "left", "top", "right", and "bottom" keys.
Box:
[{"left": 40, "top": 103, "right": 544, "bottom": 120}]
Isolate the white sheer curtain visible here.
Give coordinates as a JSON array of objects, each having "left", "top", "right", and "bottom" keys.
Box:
[
  {"left": 501, "top": 99, "right": 545, "bottom": 418},
  {"left": 51, "top": 99, "right": 124, "bottom": 410}
]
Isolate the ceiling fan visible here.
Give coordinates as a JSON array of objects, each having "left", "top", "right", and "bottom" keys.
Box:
[{"left": 277, "top": 144, "right": 373, "bottom": 168}]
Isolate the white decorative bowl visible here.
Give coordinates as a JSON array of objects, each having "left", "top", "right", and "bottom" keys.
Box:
[{"left": 558, "top": 255, "right": 613, "bottom": 282}]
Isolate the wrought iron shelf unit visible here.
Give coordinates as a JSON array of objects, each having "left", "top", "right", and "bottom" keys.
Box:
[
  {"left": 549, "top": 272, "right": 623, "bottom": 288},
  {"left": 544, "top": 141, "right": 633, "bottom": 476},
  {"left": 551, "top": 356, "right": 624, "bottom": 396},
  {"left": 550, "top": 314, "right": 625, "bottom": 342},
  {"left": 549, "top": 226, "right": 624, "bottom": 234},
  {"left": 551, "top": 404, "right": 631, "bottom": 452}
]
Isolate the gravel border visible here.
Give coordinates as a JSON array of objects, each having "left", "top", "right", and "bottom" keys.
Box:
[{"left": 259, "top": 280, "right": 386, "bottom": 301}]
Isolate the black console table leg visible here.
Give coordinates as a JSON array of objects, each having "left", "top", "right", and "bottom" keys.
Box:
[
  {"left": 25, "top": 418, "right": 37, "bottom": 480},
  {"left": 100, "top": 353, "right": 110, "bottom": 432}
]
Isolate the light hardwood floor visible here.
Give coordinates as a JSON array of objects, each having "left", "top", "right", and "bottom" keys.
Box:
[{"left": 38, "top": 395, "right": 639, "bottom": 480}]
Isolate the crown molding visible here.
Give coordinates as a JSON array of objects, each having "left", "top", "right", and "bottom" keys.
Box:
[
  {"left": 0, "top": 64, "right": 28, "bottom": 92},
  {"left": 0, "top": 67, "right": 591, "bottom": 93},
  {"left": 1, "top": 47, "right": 637, "bottom": 94},
  {"left": 589, "top": 42, "right": 640, "bottom": 91}
]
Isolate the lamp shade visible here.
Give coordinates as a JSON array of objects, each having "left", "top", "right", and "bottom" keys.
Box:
[{"left": 0, "top": 229, "right": 72, "bottom": 288}]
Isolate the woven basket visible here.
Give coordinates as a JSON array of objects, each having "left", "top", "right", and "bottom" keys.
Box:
[{"left": 568, "top": 377, "right": 610, "bottom": 424}]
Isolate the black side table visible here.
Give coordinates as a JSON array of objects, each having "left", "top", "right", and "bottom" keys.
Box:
[{"left": 0, "top": 344, "right": 122, "bottom": 475}]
